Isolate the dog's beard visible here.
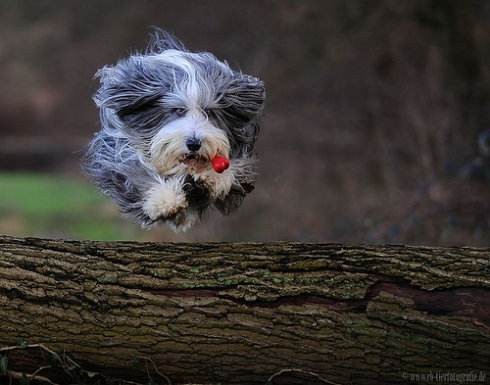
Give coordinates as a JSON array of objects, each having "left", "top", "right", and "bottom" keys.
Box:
[{"left": 149, "top": 113, "right": 231, "bottom": 176}]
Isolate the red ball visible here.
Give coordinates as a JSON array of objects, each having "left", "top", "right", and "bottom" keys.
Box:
[{"left": 211, "top": 155, "right": 230, "bottom": 173}]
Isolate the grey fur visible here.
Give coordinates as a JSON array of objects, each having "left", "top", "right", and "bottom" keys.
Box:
[{"left": 83, "top": 29, "right": 265, "bottom": 228}]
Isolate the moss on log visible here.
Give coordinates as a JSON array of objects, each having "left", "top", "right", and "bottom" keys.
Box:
[{"left": 0, "top": 235, "right": 489, "bottom": 384}]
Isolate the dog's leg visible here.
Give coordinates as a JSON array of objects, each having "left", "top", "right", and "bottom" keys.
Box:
[
  {"left": 195, "top": 168, "right": 235, "bottom": 200},
  {"left": 142, "top": 176, "right": 188, "bottom": 221}
]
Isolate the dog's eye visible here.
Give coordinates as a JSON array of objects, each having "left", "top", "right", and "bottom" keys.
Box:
[{"left": 172, "top": 108, "right": 187, "bottom": 116}]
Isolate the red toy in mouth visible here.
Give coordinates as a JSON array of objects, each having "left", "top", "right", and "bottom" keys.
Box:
[{"left": 211, "top": 155, "right": 230, "bottom": 173}]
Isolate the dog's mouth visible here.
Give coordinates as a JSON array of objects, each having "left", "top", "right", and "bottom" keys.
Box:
[
  {"left": 182, "top": 152, "right": 208, "bottom": 163},
  {"left": 181, "top": 152, "right": 210, "bottom": 171}
]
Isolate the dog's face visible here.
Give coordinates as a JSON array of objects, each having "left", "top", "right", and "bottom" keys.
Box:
[{"left": 94, "top": 32, "right": 265, "bottom": 176}]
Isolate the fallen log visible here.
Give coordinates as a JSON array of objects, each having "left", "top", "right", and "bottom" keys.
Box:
[{"left": 0, "top": 235, "right": 489, "bottom": 384}]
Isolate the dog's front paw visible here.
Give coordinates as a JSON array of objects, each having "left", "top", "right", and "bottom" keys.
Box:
[{"left": 143, "top": 181, "right": 188, "bottom": 221}]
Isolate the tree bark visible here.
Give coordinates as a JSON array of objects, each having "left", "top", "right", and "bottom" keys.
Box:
[{"left": 0, "top": 235, "right": 489, "bottom": 385}]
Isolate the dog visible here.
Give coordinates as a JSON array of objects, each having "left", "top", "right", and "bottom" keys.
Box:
[{"left": 83, "top": 30, "right": 265, "bottom": 231}]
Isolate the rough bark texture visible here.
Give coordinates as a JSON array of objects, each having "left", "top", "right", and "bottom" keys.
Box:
[{"left": 0, "top": 235, "right": 489, "bottom": 385}]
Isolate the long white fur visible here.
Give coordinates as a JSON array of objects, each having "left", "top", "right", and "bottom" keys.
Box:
[{"left": 143, "top": 175, "right": 188, "bottom": 220}]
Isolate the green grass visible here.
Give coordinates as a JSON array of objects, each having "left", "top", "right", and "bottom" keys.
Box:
[
  {"left": 0, "top": 173, "right": 140, "bottom": 240},
  {"left": 0, "top": 173, "right": 105, "bottom": 216}
]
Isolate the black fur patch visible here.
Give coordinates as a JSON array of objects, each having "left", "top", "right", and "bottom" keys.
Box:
[{"left": 183, "top": 175, "right": 211, "bottom": 214}]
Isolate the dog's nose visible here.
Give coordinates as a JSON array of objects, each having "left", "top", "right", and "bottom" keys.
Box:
[{"left": 186, "top": 137, "right": 201, "bottom": 152}]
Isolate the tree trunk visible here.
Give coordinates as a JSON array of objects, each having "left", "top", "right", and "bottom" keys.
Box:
[{"left": 0, "top": 235, "right": 489, "bottom": 385}]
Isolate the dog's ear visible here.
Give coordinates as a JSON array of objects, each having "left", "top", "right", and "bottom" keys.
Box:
[
  {"left": 219, "top": 74, "right": 264, "bottom": 157},
  {"left": 146, "top": 28, "right": 187, "bottom": 53},
  {"left": 93, "top": 59, "right": 167, "bottom": 125},
  {"left": 220, "top": 74, "right": 266, "bottom": 122}
]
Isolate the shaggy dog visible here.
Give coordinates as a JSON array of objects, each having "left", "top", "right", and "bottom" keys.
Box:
[{"left": 83, "top": 30, "right": 265, "bottom": 231}]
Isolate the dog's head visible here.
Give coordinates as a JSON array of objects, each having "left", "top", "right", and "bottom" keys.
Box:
[{"left": 94, "top": 30, "right": 265, "bottom": 176}]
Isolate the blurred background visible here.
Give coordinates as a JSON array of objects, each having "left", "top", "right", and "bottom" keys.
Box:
[{"left": 0, "top": 0, "right": 489, "bottom": 244}]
